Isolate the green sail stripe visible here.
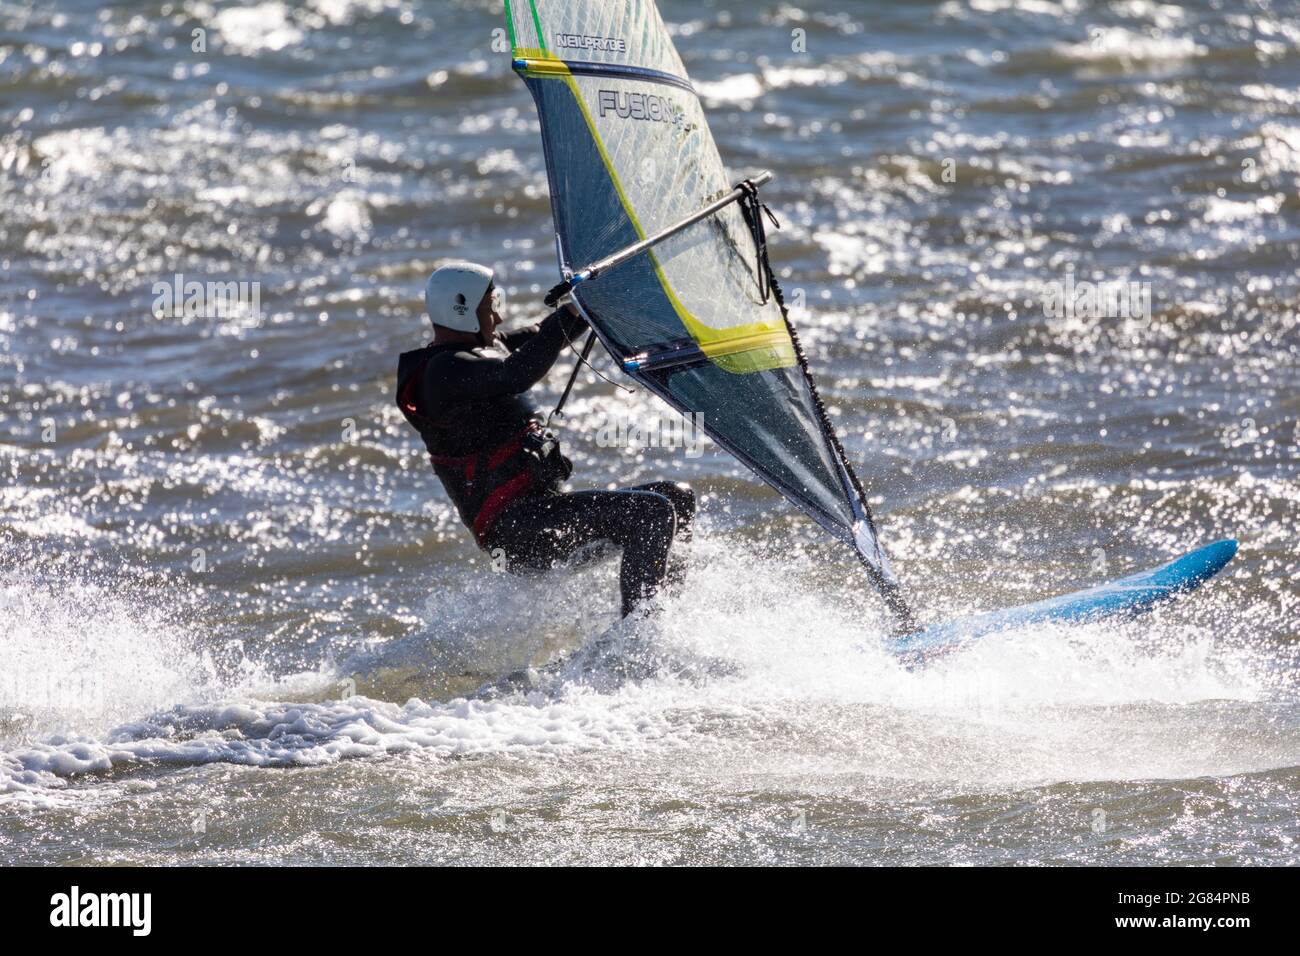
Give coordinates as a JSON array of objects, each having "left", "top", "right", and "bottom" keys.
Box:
[
  {"left": 502, "top": 0, "right": 517, "bottom": 48},
  {"left": 527, "top": 0, "right": 547, "bottom": 53}
]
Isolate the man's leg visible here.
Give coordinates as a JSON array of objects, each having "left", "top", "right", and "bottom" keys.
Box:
[
  {"left": 630, "top": 481, "right": 695, "bottom": 588},
  {"left": 485, "top": 488, "right": 682, "bottom": 617},
  {"left": 631, "top": 481, "right": 695, "bottom": 542}
]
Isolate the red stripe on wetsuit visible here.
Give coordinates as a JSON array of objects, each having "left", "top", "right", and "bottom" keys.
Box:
[{"left": 398, "top": 352, "right": 539, "bottom": 546}]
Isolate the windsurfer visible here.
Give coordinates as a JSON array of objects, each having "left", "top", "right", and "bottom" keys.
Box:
[{"left": 397, "top": 262, "right": 695, "bottom": 617}]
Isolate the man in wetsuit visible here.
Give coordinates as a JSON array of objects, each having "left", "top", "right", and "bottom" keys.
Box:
[{"left": 397, "top": 261, "right": 695, "bottom": 618}]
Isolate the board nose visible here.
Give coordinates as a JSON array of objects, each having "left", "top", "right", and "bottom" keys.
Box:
[{"left": 1187, "top": 538, "right": 1238, "bottom": 583}]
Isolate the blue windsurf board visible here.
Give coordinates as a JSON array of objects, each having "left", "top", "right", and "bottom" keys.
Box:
[{"left": 889, "top": 539, "right": 1238, "bottom": 665}]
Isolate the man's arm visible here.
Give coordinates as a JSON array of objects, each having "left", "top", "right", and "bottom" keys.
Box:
[
  {"left": 423, "top": 307, "right": 586, "bottom": 404},
  {"left": 499, "top": 325, "right": 539, "bottom": 352}
]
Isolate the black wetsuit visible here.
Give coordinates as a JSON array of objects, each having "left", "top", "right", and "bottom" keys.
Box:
[{"left": 397, "top": 310, "right": 694, "bottom": 616}]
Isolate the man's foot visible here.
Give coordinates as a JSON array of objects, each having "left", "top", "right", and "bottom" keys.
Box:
[
  {"left": 474, "top": 604, "right": 739, "bottom": 700},
  {"left": 474, "top": 663, "right": 563, "bottom": 700}
]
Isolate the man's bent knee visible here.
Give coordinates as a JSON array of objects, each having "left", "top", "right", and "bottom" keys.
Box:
[
  {"left": 631, "top": 492, "right": 678, "bottom": 545},
  {"left": 638, "top": 481, "right": 695, "bottom": 532}
]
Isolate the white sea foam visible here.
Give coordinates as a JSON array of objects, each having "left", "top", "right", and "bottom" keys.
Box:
[
  {"left": 0, "top": 577, "right": 205, "bottom": 743},
  {"left": 0, "top": 536, "right": 1284, "bottom": 806}
]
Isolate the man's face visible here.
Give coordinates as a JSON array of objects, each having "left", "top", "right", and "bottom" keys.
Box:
[{"left": 477, "top": 285, "right": 503, "bottom": 345}]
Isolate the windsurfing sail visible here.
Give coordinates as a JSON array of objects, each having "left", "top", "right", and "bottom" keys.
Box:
[{"left": 504, "top": 0, "right": 914, "bottom": 627}]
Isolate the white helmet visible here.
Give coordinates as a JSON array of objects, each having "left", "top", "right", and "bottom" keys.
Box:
[{"left": 424, "top": 261, "right": 494, "bottom": 333}]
